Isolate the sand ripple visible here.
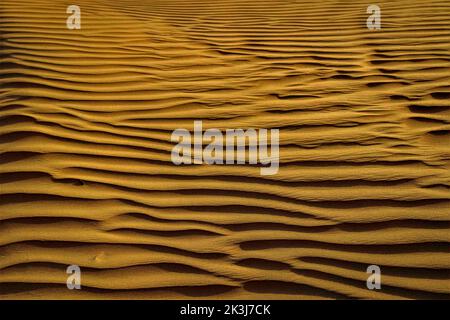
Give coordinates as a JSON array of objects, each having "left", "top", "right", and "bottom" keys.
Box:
[{"left": 1, "top": 0, "right": 449, "bottom": 299}]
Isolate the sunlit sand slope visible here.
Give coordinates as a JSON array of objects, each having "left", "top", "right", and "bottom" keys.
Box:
[{"left": 0, "top": 0, "right": 449, "bottom": 299}]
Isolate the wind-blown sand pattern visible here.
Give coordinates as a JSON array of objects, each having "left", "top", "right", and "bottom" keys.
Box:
[{"left": 1, "top": 0, "right": 449, "bottom": 299}]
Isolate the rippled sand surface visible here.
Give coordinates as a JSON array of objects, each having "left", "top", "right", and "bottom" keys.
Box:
[{"left": 1, "top": 0, "right": 449, "bottom": 299}]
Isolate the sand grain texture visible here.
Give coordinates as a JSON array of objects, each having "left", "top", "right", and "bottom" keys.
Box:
[{"left": 0, "top": 0, "right": 450, "bottom": 299}]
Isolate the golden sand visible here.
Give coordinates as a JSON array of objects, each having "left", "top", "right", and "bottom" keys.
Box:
[{"left": 0, "top": 0, "right": 449, "bottom": 299}]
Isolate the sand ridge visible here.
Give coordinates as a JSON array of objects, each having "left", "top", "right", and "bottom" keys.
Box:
[{"left": 0, "top": 0, "right": 449, "bottom": 299}]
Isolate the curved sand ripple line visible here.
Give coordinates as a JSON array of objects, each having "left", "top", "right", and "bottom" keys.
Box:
[{"left": 1, "top": 0, "right": 449, "bottom": 299}]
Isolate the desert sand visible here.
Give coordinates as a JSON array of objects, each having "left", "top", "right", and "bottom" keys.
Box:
[{"left": 0, "top": 0, "right": 449, "bottom": 299}]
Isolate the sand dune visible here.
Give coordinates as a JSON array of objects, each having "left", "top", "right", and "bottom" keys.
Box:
[{"left": 0, "top": 0, "right": 449, "bottom": 299}]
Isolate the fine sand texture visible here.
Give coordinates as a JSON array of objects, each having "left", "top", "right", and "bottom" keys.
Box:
[{"left": 0, "top": 0, "right": 449, "bottom": 299}]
